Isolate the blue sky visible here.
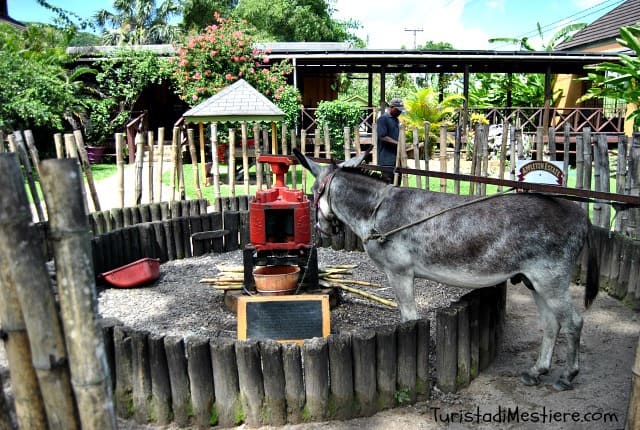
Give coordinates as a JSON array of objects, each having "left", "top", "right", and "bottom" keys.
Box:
[{"left": 7, "top": 0, "right": 625, "bottom": 49}]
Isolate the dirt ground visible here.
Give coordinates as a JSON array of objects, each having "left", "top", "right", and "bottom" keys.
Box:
[{"left": 103, "top": 279, "right": 639, "bottom": 430}]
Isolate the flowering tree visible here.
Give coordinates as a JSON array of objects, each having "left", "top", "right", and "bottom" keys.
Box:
[{"left": 171, "top": 13, "right": 300, "bottom": 126}]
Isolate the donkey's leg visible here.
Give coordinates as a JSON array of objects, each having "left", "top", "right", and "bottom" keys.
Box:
[
  {"left": 548, "top": 290, "right": 583, "bottom": 391},
  {"left": 386, "top": 270, "right": 418, "bottom": 322},
  {"left": 521, "top": 290, "right": 559, "bottom": 386}
]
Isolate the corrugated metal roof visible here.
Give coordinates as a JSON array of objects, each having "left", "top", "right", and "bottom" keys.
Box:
[
  {"left": 556, "top": 0, "right": 640, "bottom": 51},
  {"left": 182, "top": 79, "right": 285, "bottom": 124}
]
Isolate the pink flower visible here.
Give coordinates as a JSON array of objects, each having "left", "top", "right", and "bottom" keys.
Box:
[
  {"left": 192, "top": 94, "right": 198, "bottom": 101},
  {"left": 225, "top": 73, "right": 233, "bottom": 80},
  {"left": 263, "top": 56, "right": 270, "bottom": 64},
  {"left": 204, "top": 69, "right": 211, "bottom": 76}
]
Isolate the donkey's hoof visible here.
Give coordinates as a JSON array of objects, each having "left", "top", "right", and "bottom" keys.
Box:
[
  {"left": 520, "top": 372, "right": 540, "bottom": 386},
  {"left": 552, "top": 378, "right": 573, "bottom": 391}
]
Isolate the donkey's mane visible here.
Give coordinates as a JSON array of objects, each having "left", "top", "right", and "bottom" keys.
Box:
[{"left": 339, "top": 166, "right": 386, "bottom": 182}]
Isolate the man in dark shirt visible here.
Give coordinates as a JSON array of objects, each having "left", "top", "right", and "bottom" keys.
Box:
[{"left": 376, "top": 98, "right": 405, "bottom": 183}]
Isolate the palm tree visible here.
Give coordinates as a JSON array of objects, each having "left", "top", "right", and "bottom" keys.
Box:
[
  {"left": 94, "top": 0, "right": 183, "bottom": 45},
  {"left": 488, "top": 22, "right": 586, "bottom": 51},
  {"left": 403, "top": 87, "right": 465, "bottom": 157}
]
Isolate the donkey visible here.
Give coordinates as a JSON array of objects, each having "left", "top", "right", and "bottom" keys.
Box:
[{"left": 293, "top": 149, "right": 599, "bottom": 391}]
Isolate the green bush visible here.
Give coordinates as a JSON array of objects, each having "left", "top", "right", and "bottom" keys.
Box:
[{"left": 315, "top": 100, "right": 362, "bottom": 159}]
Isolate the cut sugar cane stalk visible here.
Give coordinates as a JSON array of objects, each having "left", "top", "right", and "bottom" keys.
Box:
[{"left": 327, "top": 281, "right": 397, "bottom": 308}]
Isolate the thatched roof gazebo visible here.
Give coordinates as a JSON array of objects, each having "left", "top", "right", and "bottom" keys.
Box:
[{"left": 182, "top": 79, "right": 286, "bottom": 200}]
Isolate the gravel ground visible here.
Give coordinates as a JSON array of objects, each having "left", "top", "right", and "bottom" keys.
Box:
[{"left": 97, "top": 247, "right": 467, "bottom": 339}]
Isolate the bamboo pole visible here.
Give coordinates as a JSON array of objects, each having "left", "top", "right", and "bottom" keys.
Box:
[
  {"left": 426, "top": 121, "right": 432, "bottom": 191},
  {"left": 23, "top": 130, "right": 42, "bottom": 179},
  {"left": 12, "top": 131, "right": 45, "bottom": 222},
  {"left": 453, "top": 124, "right": 461, "bottom": 194},
  {"left": 187, "top": 128, "right": 203, "bottom": 199},
  {"left": 498, "top": 120, "right": 509, "bottom": 192},
  {"left": 398, "top": 123, "right": 408, "bottom": 187},
  {"left": 199, "top": 122, "right": 206, "bottom": 187},
  {"left": 229, "top": 129, "right": 236, "bottom": 200},
  {"left": 211, "top": 123, "right": 221, "bottom": 203},
  {"left": 625, "top": 336, "right": 640, "bottom": 430},
  {"left": 412, "top": 127, "right": 421, "bottom": 188},
  {"left": 73, "top": 129, "right": 101, "bottom": 212},
  {"left": 252, "top": 124, "right": 262, "bottom": 191},
  {"left": 148, "top": 130, "right": 155, "bottom": 203},
  {"left": 281, "top": 123, "right": 288, "bottom": 155},
  {"left": 372, "top": 107, "right": 378, "bottom": 165},
  {"left": 290, "top": 129, "right": 297, "bottom": 189},
  {"left": 178, "top": 129, "right": 186, "bottom": 200},
  {"left": 157, "top": 127, "right": 165, "bottom": 202},
  {"left": 300, "top": 129, "right": 307, "bottom": 193},
  {"left": 354, "top": 129, "right": 362, "bottom": 154},
  {"left": 241, "top": 122, "right": 250, "bottom": 196},
  {"left": 263, "top": 128, "right": 272, "bottom": 188},
  {"left": 54, "top": 132, "right": 65, "bottom": 158},
  {"left": 562, "top": 123, "right": 570, "bottom": 186},
  {"left": 171, "top": 127, "right": 180, "bottom": 201},
  {"left": 0, "top": 250, "right": 47, "bottom": 429},
  {"left": 135, "top": 132, "right": 145, "bottom": 205},
  {"left": 64, "top": 133, "right": 90, "bottom": 215},
  {"left": 440, "top": 125, "right": 447, "bottom": 193},
  {"left": 323, "top": 123, "right": 331, "bottom": 159},
  {"left": 0, "top": 154, "right": 80, "bottom": 429},
  {"left": 116, "top": 133, "right": 125, "bottom": 208},
  {"left": 616, "top": 135, "right": 628, "bottom": 232},
  {"left": 40, "top": 158, "right": 117, "bottom": 429},
  {"left": 272, "top": 122, "right": 278, "bottom": 155},
  {"left": 469, "top": 126, "right": 479, "bottom": 196},
  {"left": 344, "top": 126, "right": 351, "bottom": 161},
  {"left": 314, "top": 127, "right": 322, "bottom": 158},
  {"left": 480, "top": 125, "right": 489, "bottom": 196}
]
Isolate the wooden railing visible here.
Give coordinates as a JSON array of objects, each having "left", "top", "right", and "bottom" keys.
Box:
[{"left": 465, "top": 107, "right": 625, "bottom": 134}]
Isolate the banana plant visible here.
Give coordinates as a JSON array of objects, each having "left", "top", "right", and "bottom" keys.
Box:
[{"left": 579, "top": 24, "right": 640, "bottom": 130}]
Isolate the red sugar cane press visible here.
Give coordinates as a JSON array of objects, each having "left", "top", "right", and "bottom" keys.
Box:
[{"left": 242, "top": 155, "right": 318, "bottom": 292}]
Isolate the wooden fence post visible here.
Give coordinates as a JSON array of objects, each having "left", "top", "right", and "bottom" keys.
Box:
[
  {"left": 0, "top": 154, "right": 80, "bottom": 429},
  {"left": 40, "top": 158, "right": 117, "bottom": 429}
]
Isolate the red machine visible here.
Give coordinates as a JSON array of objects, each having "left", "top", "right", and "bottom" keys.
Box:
[{"left": 243, "top": 155, "right": 318, "bottom": 291}]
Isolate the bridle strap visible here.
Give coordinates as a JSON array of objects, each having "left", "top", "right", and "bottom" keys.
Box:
[{"left": 314, "top": 171, "right": 338, "bottom": 236}]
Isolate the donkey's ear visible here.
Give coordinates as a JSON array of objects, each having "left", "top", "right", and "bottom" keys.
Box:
[
  {"left": 293, "top": 148, "right": 324, "bottom": 177},
  {"left": 340, "top": 148, "right": 370, "bottom": 168}
]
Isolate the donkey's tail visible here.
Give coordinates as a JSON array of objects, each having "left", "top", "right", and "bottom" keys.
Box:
[{"left": 584, "top": 227, "right": 599, "bottom": 309}]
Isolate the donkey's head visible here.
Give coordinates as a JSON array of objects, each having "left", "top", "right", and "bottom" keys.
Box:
[{"left": 293, "top": 149, "right": 368, "bottom": 237}]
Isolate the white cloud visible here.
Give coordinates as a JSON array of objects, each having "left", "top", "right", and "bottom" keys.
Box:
[{"left": 333, "top": 0, "right": 491, "bottom": 49}]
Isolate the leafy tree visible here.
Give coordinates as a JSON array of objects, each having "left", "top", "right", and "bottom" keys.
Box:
[
  {"left": 418, "top": 40, "right": 454, "bottom": 50},
  {"left": 488, "top": 22, "right": 586, "bottom": 51},
  {"left": 234, "top": 0, "right": 357, "bottom": 43},
  {"left": 85, "top": 48, "right": 173, "bottom": 143},
  {"left": 171, "top": 13, "right": 300, "bottom": 128},
  {"left": 182, "top": 0, "right": 236, "bottom": 32},
  {"left": 579, "top": 24, "right": 640, "bottom": 130},
  {"left": 0, "top": 22, "right": 88, "bottom": 132},
  {"left": 467, "top": 73, "right": 556, "bottom": 107},
  {"left": 94, "top": 0, "right": 183, "bottom": 45}
]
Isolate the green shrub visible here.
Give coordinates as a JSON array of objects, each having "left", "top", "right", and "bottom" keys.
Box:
[{"left": 315, "top": 100, "right": 363, "bottom": 159}]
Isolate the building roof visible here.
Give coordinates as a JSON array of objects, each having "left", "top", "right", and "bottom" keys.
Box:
[
  {"left": 67, "top": 42, "right": 623, "bottom": 75},
  {"left": 556, "top": 0, "right": 640, "bottom": 51},
  {"left": 182, "top": 79, "right": 285, "bottom": 124}
]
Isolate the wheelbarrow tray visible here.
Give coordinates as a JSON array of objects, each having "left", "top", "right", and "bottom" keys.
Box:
[{"left": 100, "top": 257, "right": 160, "bottom": 288}]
